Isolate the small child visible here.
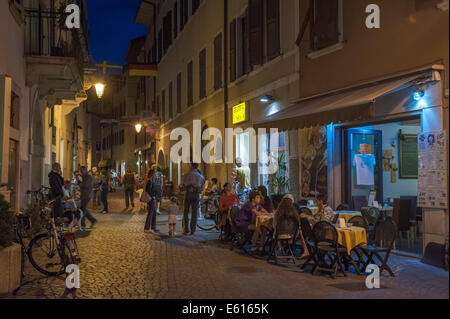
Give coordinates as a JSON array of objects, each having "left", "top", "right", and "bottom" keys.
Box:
[{"left": 167, "top": 197, "right": 179, "bottom": 237}]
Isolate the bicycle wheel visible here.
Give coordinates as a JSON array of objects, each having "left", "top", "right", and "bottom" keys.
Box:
[
  {"left": 28, "top": 233, "right": 65, "bottom": 276},
  {"left": 197, "top": 215, "right": 217, "bottom": 231}
]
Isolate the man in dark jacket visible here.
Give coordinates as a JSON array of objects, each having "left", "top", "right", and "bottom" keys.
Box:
[
  {"left": 122, "top": 168, "right": 136, "bottom": 210},
  {"left": 78, "top": 166, "right": 97, "bottom": 230},
  {"left": 48, "top": 162, "right": 64, "bottom": 218}
]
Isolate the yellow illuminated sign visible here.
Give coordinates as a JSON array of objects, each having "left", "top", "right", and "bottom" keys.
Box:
[{"left": 232, "top": 102, "right": 247, "bottom": 124}]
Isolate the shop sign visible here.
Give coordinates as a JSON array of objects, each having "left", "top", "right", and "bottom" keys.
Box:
[{"left": 232, "top": 102, "right": 248, "bottom": 125}]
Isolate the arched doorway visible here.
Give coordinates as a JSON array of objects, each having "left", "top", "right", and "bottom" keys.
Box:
[{"left": 157, "top": 149, "right": 166, "bottom": 169}]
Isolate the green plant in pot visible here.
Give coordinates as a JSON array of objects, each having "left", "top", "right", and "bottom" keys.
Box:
[
  {"left": 269, "top": 152, "right": 290, "bottom": 209},
  {"left": 0, "top": 194, "right": 14, "bottom": 250}
]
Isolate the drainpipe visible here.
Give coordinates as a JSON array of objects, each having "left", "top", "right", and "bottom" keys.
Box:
[{"left": 223, "top": 0, "right": 229, "bottom": 180}]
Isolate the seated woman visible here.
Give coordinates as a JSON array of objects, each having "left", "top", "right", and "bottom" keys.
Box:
[
  {"left": 257, "top": 185, "right": 275, "bottom": 214},
  {"left": 217, "top": 182, "right": 239, "bottom": 235},
  {"left": 273, "top": 195, "right": 300, "bottom": 235}
]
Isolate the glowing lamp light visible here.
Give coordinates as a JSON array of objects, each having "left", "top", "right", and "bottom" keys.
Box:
[
  {"left": 413, "top": 90, "right": 425, "bottom": 101},
  {"left": 135, "top": 123, "right": 143, "bottom": 133},
  {"left": 260, "top": 95, "right": 275, "bottom": 103},
  {"left": 95, "top": 83, "right": 105, "bottom": 99}
]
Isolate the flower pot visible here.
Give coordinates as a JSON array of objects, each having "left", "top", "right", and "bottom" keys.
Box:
[{"left": 0, "top": 243, "right": 21, "bottom": 295}]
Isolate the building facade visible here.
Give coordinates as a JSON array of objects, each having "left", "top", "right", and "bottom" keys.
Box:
[{"left": 0, "top": 0, "right": 93, "bottom": 211}]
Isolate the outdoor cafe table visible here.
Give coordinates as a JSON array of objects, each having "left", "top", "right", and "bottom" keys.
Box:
[
  {"left": 256, "top": 214, "right": 274, "bottom": 228},
  {"left": 336, "top": 226, "right": 367, "bottom": 255},
  {"left": 335, "top": 210, "right": 363, "bottom": 223}
]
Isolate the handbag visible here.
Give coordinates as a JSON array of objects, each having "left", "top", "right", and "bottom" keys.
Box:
[{"left": 140, "top": 191, "right": 152, "bottom": 203}]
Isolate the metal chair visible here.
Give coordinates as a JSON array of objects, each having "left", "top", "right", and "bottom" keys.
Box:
[
  {"left": 229, "top": 206, "right": 251, "bottom": 253},
  {"left": 352, "top": 196, "right": 367, "bottom": 212},
  {"left": 299, "top": 218, "right": 318, "bottom": 271},
  {"left": 268, "top": 216, "right": 299, "bottom": 264},
  {"left": 335, "top": 203, "right": 350, "bottom": 211},
  {"left": 312, "top": 221, "right": 347, "bottom": 278},
  {"left": 348, "top": 215, "right": 369, "bottom": 231},
  {"left": 359, "top": 219, "right": 397, "bottom": 277},
  {"left": 299, "top": 207, "right": 313, "bottom": 216}
]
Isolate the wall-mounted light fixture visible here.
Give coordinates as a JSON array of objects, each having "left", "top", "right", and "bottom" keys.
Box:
[
  {"left": 413, "top": 87, "right": 425, "bottom": 101},
  {"left": 260, "top": 95, "right": 275, "bottom": 103}
]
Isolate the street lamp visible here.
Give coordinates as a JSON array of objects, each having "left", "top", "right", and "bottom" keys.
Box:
[
  {"left": 95, "top": 83, "right": 105, "bottom": 99},
  {"left": 135, "top": 123, "right": 143, "bottom": 133}
]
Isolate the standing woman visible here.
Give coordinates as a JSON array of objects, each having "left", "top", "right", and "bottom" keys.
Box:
[
  {"left": 150, "top": 166, "right": 164, "bottom": 215},
  {"left": 144, "top": 170, "right": 158, "bottom": 233}
]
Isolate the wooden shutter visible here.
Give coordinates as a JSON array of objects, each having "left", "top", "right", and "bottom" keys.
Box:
[
  {"left": 310, "top": 0, "right": 339, "bottom": 51},
  {"left": 162, "top": 90, "right": 166, "bottom": 123},
  {"left": 174, "top": 2, "right": 178, "bottom": 39},
  {"left": 199, "top": 49, "right": 206, "bottom": 99},
  {"left": 192, "top": 0, "right": 200, "bottom": 14},
  {"left": 243, "top": 10, "right": 251, "bottom": 74},
  {"left": 214, "top": 33, "right": 222, "bottom": 90},
  {"left": 266, "top": 0, "right": 280, "bottom": 61},
  {"left": 187, "top": 61, "right": 193, "bottom": 106},
  {"left": 157, "top": 30, "right": 163, "bottom": 62},
  {"left": 248, "top": 0, "right": 264, "bottom": 66},
  {"left": 180, "top": 0, "right": 184, "bottom": 30},
  {"left": 230, "top": 20, "right": 236, "bottom": 82},
  {"left": 184, "top": 0, "right": 189, "bottom": 25},
  {"left": 169, "top": 82, "right": 173, "bottom": 120},
  {"left": 177, "top": 72, "right": 182, "bottom": 113},
  {"left": 163, "top": 12, "right": 172, "bottom": 53}
]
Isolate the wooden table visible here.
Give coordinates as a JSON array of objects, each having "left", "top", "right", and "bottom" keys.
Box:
[
  {"left": 336, "top": 226, "right": 367, "bottom": 255},
  {"left": 256, "top": 214, "right": 273, "bottom": 228}
]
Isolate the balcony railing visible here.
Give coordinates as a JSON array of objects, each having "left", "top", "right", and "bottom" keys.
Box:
[{"left": 24, "top": 8, "right": 80, "bottom": 58}]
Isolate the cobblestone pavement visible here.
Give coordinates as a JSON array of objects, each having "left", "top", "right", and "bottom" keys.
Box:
[{"left": 2, "top": 191, "right": 449, "bottom": 299}]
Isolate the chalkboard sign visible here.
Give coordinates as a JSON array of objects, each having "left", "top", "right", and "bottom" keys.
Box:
[{"left": 398, "top": 134, "right": 418, "bottom": 179}]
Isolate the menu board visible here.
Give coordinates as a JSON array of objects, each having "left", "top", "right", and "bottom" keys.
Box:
[
  {"left": 417, "top": 131, "right": 448, "bottom": 208},
  {"left": 399, "top": 134, "right": 419, "bottom": 178}
]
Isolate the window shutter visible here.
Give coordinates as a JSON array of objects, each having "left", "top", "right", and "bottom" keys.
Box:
[
  {"left": 187, "top": 61, "right": 193, "bottom": 106},
  {"left": 157, "top": 30, "right": 163, "bottom": 62},
  {"left": 192, "top": 0, "right": 200, "bottom": 14},
  {"left": 248, "top": 0, "right": 264, "bottom": 66},
  {"left": 310, "top": 0, "right": 339, "bottom": 51},
  {"left": 243, "top": 10, "right": 251, "bottom": 74},
  {"left": 214, "top": 33, "right": 222, "bottom": 90},
  {"left": 184, "top": 0, "right": 189, "bottom": 25},
  {"left": 174, "top": 3, "right": 178, "bottom": 39},
  {"left": 162, "top": 90, "right": 166, "bottom": 123},
  {"left": 169, "top": 82, "right": 173, "bottom": 120},
  {"left": 199, "top": 49, "right": 206, "bottom": 99},
  {"left": 180, "top": 0, "right": 184, "bottom": 30},
  {"left": 266, "top": 0, "right": 280, "bottom": 61},
  {"left": 177, "top": 73, "right": 182, "bottom": 114},
  {"left": 230, "top": 20, "right": 236, "bottom": 82},
  {"left": 163, "top": 12, "right": 172, "bottom": 53}
]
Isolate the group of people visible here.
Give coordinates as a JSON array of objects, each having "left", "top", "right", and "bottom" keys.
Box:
[{"left": 48, "top": 163, "right": 103, "bottom": 231}]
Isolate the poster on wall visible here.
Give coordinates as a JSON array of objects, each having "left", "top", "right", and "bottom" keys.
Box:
[{"left": 417, "top": 131, "right": 448, "bottom": 209}]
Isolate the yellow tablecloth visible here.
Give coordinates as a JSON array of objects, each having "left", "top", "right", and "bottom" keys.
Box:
[
  {"left": 337, "top": 227, "right": 367, "bottom": 255},
  {"left": 256, "top": 215, "right": 273, "bottom": 228},
  {"left": 335, "top": 211, "right": 362, "bottom": 223}
]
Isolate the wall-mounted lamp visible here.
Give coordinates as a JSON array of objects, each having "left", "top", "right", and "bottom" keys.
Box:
[
  {"left": 135, "top": 123, "right": 143, "bottom": 133},
  {"left": 413, "top": 88, "right": 425, "bottom": 101},
  {"left": 95, "top": 83, "right": 105, "bottom": 99},
  {"left": 260, "top": 95, "right": 275, "bottom": 103}
]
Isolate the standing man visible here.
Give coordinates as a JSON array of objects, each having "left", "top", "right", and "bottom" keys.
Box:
[
  {"left": 182, "top": 163, "right": 205, "bottom": 235},
  {"left": 92, "top": 167, "right": 101, "bottom": 209},
  {"left": 78, "top": 166, "right": 97, "bottom": 230},
  {"left": 48, "top": 162, "right": 64, "bottom": 218},
  {"left": 122, "top": 167, "right": 136, "bottom": 210},
  {"left": 234, "top": 157, "right": 251, "bottom": 196}
]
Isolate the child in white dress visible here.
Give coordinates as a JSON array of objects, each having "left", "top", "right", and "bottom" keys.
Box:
[{"left": 168, "top": 197, "right": 179, "bottom": 237}]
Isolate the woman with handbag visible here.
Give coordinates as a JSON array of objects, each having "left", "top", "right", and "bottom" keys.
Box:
[{"left": 144, "top": 170, "right": 158, "bottom": 233}]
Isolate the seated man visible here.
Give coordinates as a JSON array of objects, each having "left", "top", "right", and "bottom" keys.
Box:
[{"left": 300, "top": 193, "right": 335, "bottom": 225}]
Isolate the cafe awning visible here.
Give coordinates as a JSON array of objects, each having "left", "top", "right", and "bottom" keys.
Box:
[{"left": 254, "top": 73, "right": 424, "bottom": 130}]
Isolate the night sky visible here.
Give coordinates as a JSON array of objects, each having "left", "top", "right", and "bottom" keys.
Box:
[{"left": 88, "top": 0, "right": 146, "bottom": 66}]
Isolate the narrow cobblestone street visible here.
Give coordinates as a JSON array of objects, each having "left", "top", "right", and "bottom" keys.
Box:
[{"left": 3, "top": 190, "right": 449, "bottom": 299}]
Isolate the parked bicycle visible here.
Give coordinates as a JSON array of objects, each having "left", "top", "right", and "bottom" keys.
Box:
[{"left": 15, "top": 199, "right": 81, "bottom": 279}]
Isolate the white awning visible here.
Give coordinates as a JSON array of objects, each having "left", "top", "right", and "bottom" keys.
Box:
[{"left": 255, "top": 73, "right": 429, "bottom": 130}]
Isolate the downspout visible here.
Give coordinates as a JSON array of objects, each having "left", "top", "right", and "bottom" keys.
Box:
[{"left": 224, "top": 0, "right": 229, "bottom": 180}]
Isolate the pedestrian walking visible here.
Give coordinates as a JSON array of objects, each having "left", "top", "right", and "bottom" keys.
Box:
[
  {"left": 150, "top": 165, "right": 164, "bottom": 215},
  {"left": 100, "top": 173, "right": 109, "bottom": 214},
  {"left": 123, "top": 167, "right": 136, "bottom": 210},
  {"left": 167, "top": 197, "right": 179, "bottom": 237},
  {"left": 78, "top": 166, "right": 98, "bottom": 230},
  {"left": 144, "top": 170, "right": 158, "bottom": 233},
  {"left": 181, "top": 163, "right": 205, "bottom": 235},
  {"left": 92, "top": 167, "right": 101, "bottom": 209}
]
